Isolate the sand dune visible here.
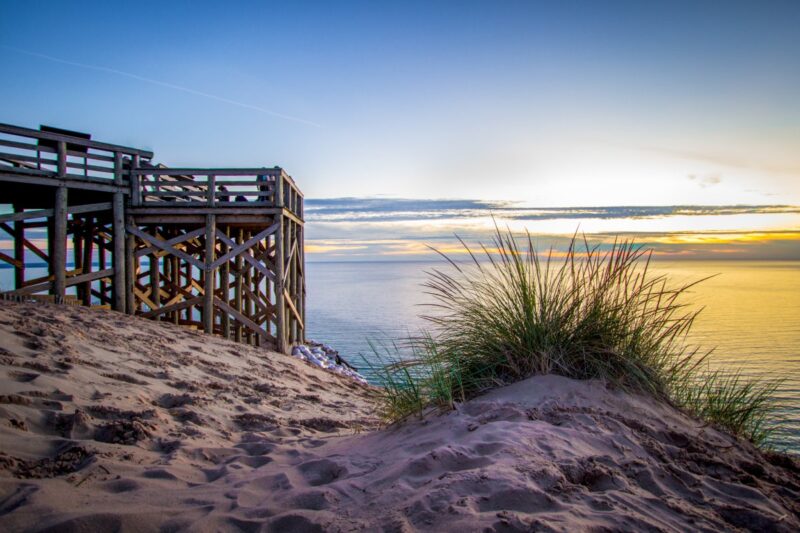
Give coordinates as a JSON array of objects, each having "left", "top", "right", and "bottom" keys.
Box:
[{"left": 1, "top": 301, "right": 798, "bottom": 532}]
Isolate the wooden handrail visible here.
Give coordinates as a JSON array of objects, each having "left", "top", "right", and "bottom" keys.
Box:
[
  {"left": 131, "top": 167, "right": 282, "bottom": 175},
  {"left": 0, "top": 122, "right": 154, "bottom": 158}
]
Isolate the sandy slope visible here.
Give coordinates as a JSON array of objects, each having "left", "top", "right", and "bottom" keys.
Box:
[{"left": 1, "top": 301, "right": 799, "bottom": 532}]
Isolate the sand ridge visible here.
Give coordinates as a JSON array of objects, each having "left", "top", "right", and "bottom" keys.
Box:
[{"left": 1, "top": 300, "right": 799, "bottom": 532}]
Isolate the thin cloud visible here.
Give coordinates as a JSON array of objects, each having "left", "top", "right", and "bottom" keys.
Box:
[
  {"left": 304, "top": 198, "right": 800, "bottom": 224},
  {"left": 641, "top": 144, "right": 800, "bottom": 176},
  {"left": 688, "top": 174, "right": 722, "bottom": 188},
  {"left": 2, "top": 46, "right": 322, "bottom": 128}
]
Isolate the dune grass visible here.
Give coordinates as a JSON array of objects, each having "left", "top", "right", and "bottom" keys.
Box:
[{"left": 368, "top": 227, "right": 782, "bottom": 447}]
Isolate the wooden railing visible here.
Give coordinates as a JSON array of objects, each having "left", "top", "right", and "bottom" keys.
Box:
[
  {"left": 0, "top": 122, "right": 153, "bottom": 185},
  {"left": 0, "top": 123, "right": 303, "bottom": 217},
  {"left": 132, "top": 166, "right": 303, "bottom": 217}
]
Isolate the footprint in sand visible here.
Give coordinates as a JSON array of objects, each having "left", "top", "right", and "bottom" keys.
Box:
[
  {"left": 297, "top": 458, "right": 347, "bottom": 487},
  {"left": 8, "top": 371, "right": 39, "bottom": 383}
]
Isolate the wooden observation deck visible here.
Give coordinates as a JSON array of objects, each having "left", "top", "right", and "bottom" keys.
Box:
[{"left": 0, "top": 123, "right": 305, "bottom": 353}]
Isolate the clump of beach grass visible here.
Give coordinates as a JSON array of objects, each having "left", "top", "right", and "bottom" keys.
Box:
[{"left": 369, "top": 227, "right": 782, "bottom": 447}]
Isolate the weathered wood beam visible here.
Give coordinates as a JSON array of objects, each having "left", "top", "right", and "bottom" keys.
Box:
[
  {"left": 274, "top": 216, "right": 286, "bottom": 353},
  {"left": 209, "top": 222, "right": 279, "bottom": 270},
  {"left": 203, "top": 214, "right": 216, "bottom": 334},
  {"left": 0, "top": 251, "right": 22, "bottom": 268},
  {"left": 126, "top": 225, "right": 205, "bottom": 270},
  {"left": 140, "top": 295, "right": 203, "bottom": 319},
  {"left": 134, "top": 227, "right": 205, "bottom": 258},
  {"left": 112, "top": 186, "right": 126, "bottom": 312},
  {"left": 51, "top": 186, "right": 68, "bottom": 299},
  {"left": 213, "top": 298, "right": 273, "bottom": 344},
  {"left": 12, "top": 206, "right": 24, "bottom": 289},
  {"left": 3, "top": 268, "right": 114, "bottom": 296},
  {"left": 0, "top": 202, "right": 112, "bottom": 224},
  {"left": 125, "top": 216, "right": 136, "bottom": 314}
]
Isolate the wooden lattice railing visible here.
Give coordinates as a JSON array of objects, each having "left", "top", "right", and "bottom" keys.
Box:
[
  {"left": 0, "top": 122, "right": 153, "bottom": 185},
  {"left": 132, "top": 166, "right": 303, "bottom": 217}
]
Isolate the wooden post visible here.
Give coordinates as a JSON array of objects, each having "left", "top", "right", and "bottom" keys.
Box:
[
  {"left": 203, "top": 214, "right": 216, "bottom": 334},
  {"left": 73, "top": 217, "right": 83, "bottom": 302},
  {"left": 150, "top": 253, "right": 160, "bottom": 319},
  {"left": 234, "top": 228, "right": 243, "bottom": 343},
  {"left": 57, "top": 141, "right": 67, "bottom": 178},
  {"left": 52, "top": 186, "right": 68, "bottom": 300},
  {"left": 274, "top": 173, "right": 284, "bottom": 208},
  {"left": 112, "top": 152, "right": 127, "bottom": 312},
  {"left": 292, "top": 221, "right": 300, "bottom": 343},
  {"left": 13, "top": 205, "right": 24, "bottom": 290},
  {"left": 172, "top": 254, "right": 180, "bottom": 325},
  {"left": 287, "top": 219, "right": 296, "bottom": 344},
  {"left": 275, "top": 215, "right": 286, "bottom": 353},
  {"left": 185, "top": 261, "right": 192, "bottom": 324},
  {"left": 244, "top": 231, "right": 253, "bottom": 344},
  {"left": 131, "top": 155, "right": 141, "bottom": 207},
  {"left": 82, "top": 218, "right": 93, "bottom": 306},
  {"left": 207, "top": 175, "right": 216, "bottom": 207},
  {"left": 112, "top": 200, "right": 126, "bottom": 312},
  {"left": 125, "top": 216, "right": 136, "bottom": 314},
  {"left": 98, "top": 227, "right": 108, "bottom": 304},
  {"left": 220, "top": 225, "right": 230, "bottom": 339},
  {"left": 298, "top": 220, "right": 305, "bottom": 342}
]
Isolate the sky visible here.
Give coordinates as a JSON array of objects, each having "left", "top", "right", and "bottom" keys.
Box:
[{"left": 1, "top": 0, "right": 799, "bottom": 260}]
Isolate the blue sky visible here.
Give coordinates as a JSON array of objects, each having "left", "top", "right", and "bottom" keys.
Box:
[{"left": 1, "top": 1, "right": 799, "bottom": 259}]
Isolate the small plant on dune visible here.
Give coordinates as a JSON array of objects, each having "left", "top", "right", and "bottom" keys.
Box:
[
  {"left": 370, "top": 226, "right": 782, "bottom": 447},
  {"left": 674, "top": 370, "right": 781, "bottom": 448}
]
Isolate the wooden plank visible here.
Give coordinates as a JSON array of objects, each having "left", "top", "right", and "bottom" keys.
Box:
[
  {"left": 0, "top": 173, "right": 127, "bottom": 193},
  {"left": 284, "top": 288, "right": 305, "bottom": 330},
  {"left": 233, "top": 229, "right": 244, "bottom": 343},
  {"left": 220, "top": 226, "right": 230, "bottom": 339},
  {"left": 242, "top": 283, "right": 271, "bottom": 317},
  {"left": 0, "top": 139, "right": 118, "bottom": 164},
  {"left": 57, "top": 141, "right": 67, "bottom": 177},
  {"left": 133, "top": 286, "right": 158, "bottom": 312},
  {"left": 125, "top": 216, "right": 136, "bottom": 314},
  {"left": 150, "top": 253, "right": 160, "bottom": 318},
  {"left": 13, "top": 206, "right": 24, "bottom": 289},
  {"left": 135, "top": 226, "right": 206, "bottom": 258},
  {"left": 274, "top": 217, "right": 286, "bottom": 352},
  {"left": 207, "top": 174, "right": 216, "bottom": 207},
  {"left": 240, "top": 249, "right": 276, "bottom": 283},
  {"left": 0, "top": 202, "right": 112, "bottom": 224},
  {"left": 132, "top": 168, "right": 281, "bottom": 176},
  {"left": 138, "top": 201, "right": 274, "bottom": 208},
  {"left": 213, "top": 298, "right": 273, "bottom": 342},
  {"left": 0, "top": 251, "right": 22, "bottom": 268},
  {"left": 63, "top": 160, "right": 114, "bottom": 174},
  {"left": 51, "top": 186, "right": 67, "bottom": 298},
  {"left": 112, "top": 190, "right": 126, "bottom": 312},
  {"left": 20, "top": 236, "right": 49, "bottom": 262},
  {"left": 139, "top": 189, "right": 273, "bottom": 198},
  {"left": 0, "top": 122, "right": 154, "bottom": 157},
  {"left": 3, "top": 268, "right": 114, "bottom": 296},
  {"left": 140, "top": 295, "right": 203, "bottom": 319},
  {"left": 283, "top": 238, "right": 297, "bottom": 285},
  {"left": 81, "top": 218, "right": 94, "bottom": 306},
  {"left": 208, "top": 222, "right": 279, "bottom": 271},
  {"left": 126, "top": 225, "right": 205, "bottom": 270},
  {"left": 203, "top": 214, "right": 216, "bottom": 334}
]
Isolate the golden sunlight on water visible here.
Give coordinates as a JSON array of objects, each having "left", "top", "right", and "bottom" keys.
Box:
[
  {"left": 650, "top": 261, "right": 800, "bottom": 449},
  {"left": 306, "top": 260, "right": 800, "bottom": 451}
]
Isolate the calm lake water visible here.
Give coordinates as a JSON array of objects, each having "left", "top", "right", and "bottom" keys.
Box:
[{"left": 306, "top": 260, "right": 800, "bottom": 452}]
